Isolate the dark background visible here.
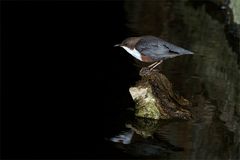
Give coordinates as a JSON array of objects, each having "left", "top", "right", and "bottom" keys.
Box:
[
  {"left": 3, "top": 1, "right": 239, "bottom": 159},
  {"left": 1, "top": 1, "right": 138, "bottom": 159}
]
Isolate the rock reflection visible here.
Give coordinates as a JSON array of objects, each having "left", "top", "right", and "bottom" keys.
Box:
[{"left": 110, "top": 118, "right": 185, "bottom": 158}]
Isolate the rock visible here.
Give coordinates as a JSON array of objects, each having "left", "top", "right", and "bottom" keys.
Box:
[
  {"left": 230, "top": 0, "right": 240, "bottom": 24},
  {"left": 129, "top": 70, "right": 192, "bottom": 120}
]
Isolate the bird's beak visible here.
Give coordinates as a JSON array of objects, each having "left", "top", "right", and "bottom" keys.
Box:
[{"left": 114, "top": 44, "right": 121, "bottom": 47}]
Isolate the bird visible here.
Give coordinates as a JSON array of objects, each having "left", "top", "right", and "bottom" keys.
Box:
[{"left": 114, "top": 35, "right": 194, "bottom": 75}]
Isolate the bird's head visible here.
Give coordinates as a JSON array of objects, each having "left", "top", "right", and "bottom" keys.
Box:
[{"left": 114, "top": 37, "right": 141, "bottom": 50}]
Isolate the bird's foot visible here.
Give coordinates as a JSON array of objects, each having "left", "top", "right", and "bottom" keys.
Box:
[
  {"left": 139, "top": 67, "right": 157, "bottom": 76},
  {"left": 140, "top": 60, "right": 163, "bottom": 76}
]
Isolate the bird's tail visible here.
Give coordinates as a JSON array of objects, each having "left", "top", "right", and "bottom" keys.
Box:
[
  {"left": 170, "top": 48, "right": 194, "bottom": 55},
  {"left": 185, "top": 50, "right": 194, "bottom": 54},
  {"left": 178, "top": 48, "right": 194, "bottom": 55}
]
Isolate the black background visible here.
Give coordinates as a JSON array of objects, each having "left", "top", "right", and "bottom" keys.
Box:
[{"left": 1, "top": 1, "right": 139, "bottom": 159}]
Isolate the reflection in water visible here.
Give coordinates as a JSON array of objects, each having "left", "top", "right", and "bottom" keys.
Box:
[
  {"left": 109, "top": 0, "right": 240, "bottom": 159},
  {"left": 110, "top": 128, "right": 134, "bottom": 144},
  {"left": 109, "top": 118, "right": 185, "bottom": 158}
]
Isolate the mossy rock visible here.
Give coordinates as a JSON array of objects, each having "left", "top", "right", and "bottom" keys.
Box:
[{"left": 129, "top": 70, "right": 192, "bottom": 120}]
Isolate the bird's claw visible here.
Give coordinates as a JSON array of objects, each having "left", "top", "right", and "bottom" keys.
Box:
[{"left": 139, "top": 67, "right": 152, "bottom": 76}]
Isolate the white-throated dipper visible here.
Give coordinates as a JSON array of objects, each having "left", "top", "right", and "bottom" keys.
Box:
[{"left": 115, "top": 35, "right": 194, "bottom": 74}]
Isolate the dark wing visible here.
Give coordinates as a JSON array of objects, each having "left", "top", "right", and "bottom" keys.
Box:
[{"left": 135, "top": 36, "right": 193, "bottom": 61}]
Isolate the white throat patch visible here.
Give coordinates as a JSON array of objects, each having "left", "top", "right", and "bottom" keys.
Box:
[{"left": 122, "top": 46, "right": 142, "bottom": 61}]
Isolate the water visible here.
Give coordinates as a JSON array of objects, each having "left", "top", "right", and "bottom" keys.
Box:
[{"left": 106, "top": 0, "right": 240, "bottom": 159}]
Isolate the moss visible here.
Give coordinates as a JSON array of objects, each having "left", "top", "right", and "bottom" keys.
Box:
[{"left": 132, "top": 87, "right": 160, "bottom": 119}]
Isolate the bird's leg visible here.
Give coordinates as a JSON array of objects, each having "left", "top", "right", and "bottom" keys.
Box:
[
  {"left": 147, "top": 61, "right": 158, "bottom": 68},
  {"left": 149, "top": 60, "right": 163, "bottom": 71}
]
